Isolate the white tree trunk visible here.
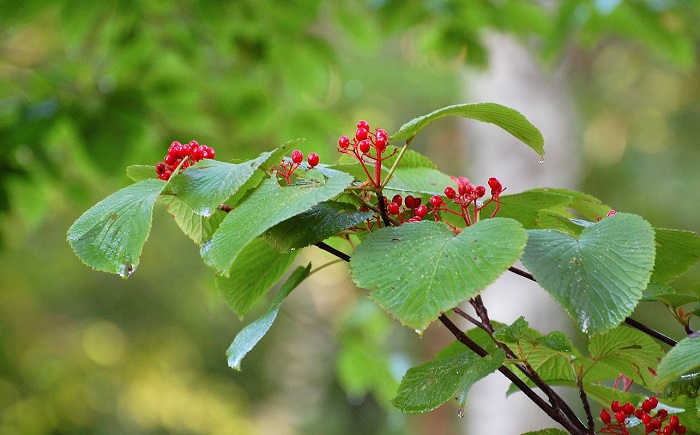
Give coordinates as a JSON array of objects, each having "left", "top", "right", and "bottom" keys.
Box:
[{"left": 462, "top": 32, "right": 580, "bottom": 434}]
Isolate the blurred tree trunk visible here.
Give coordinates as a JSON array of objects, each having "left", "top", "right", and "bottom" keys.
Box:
[{"left": 462, "top": 32, "right": 580, "bottom": 434}]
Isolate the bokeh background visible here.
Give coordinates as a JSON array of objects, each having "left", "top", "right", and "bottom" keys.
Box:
[{"left": 1, "top": 1, "right": 699, "bottom": 434}]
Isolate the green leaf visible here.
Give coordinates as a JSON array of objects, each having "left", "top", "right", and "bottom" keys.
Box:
[
  {"left": 662, "top": 372, "right": 700, "bottom": 399},
  {"left": 67, "top": 179, "right": 166, "bottom": 278},
  {"left": 391, "top": 103, "right": 544, "bottom": 157},
  {"left": 391, "top": 349, "right": 505, "bottom": 414},
  {"left": 494, "top": 316, "right": 529, "bottom": 342},
  {"left": 226, "top": 264, "right": 310, "bottom": 370},
  {"left": 385, "top": 167, "right": 456, "bottom": 197},
  {"left": 158, "top": 194, "right": 226, "bottom": 245},
  {"left": 521, "top": 429, "right": 568, "bottom": 435},
  {"left": 264, "top": 201, "right": 374, "bottom": 253},
  {"left": 521, "top": 213, "right": 656, "bottom": 335},
  {"left": 657, "top": 335, "right": 700, "bottom": 388},
  {"left": 480, "top": 190, "right": 573, "bottom": 229},
  {"left": 538, "top": 331, "right": 574, "bottom": 352},
  {"left": 350, "top": 218, "right": 527, "bottom": 331},
  {"left": 216, "top": 237, "right": 297, "bottom": 318},
  {"left": 204, "top": 171, "right": 354, "bottom": 274},
  {"left": 652, "top": 228, "right": 700, "bottom": 284},
  {"left": 530, "top": 188, "right": 611, "bottom": 222},
  {"left": 589, "top": 326, "right": 664, "bottom": 388},
  {"left": 169, "top": 151, "right": 274, "bottom": 216},
  {"left": 126, "top": 164, "right": 156, "bottom": 182}
]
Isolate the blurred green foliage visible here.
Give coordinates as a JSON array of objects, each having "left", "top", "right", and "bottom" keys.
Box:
[{"left": 1, "top": 0, "right": 699, "bottom": 433}]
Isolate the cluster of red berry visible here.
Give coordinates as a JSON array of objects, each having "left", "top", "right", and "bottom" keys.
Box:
[
  {"left": 155, "top": 140, "right": 215, "bottom": 181},
  {"left": 386, "top": 194, "right": 441, "bottom": 223},
  {"left": 337, "top": 120, "right": 396, "bottom": 187},
  {"left": 273, "top": 149, "right": 319, "bottom": 184},
  {"left": 433, "top": 176, "right": 505, "bottom": 227},
  {"left": 599, "top": 397, "right": 686, "bottom": 434}
]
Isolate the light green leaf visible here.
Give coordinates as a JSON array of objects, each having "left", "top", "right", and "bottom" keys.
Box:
[
  {"left": 216, "top": 237, "right": 297, "bottom": 318},
  {"left": 226, "top": 264, "right": 310, "bottom": 370},
  {"left": 169, "top": 151, "right": 274, "bottom": 216},
  {"left": 264, "top": 201, "right": 374, "bottom": 253},
  {"left": 662, "top": 372, "right": 700, "bottom": 399},
  {"left": 67, "top": 179, "right": 166, "bottom": 278},
  {"left": 589, "top": 326, "right": 664, "bottom": 388},
  {"left": 350, "top": 219, "right": 527, "bottom": 331},
  {"left": 480, "top": 190, "right": 573, "bottom": 229},
  {"left": 158, "top": 194, "right": 226, "bottom": 245},
  {"left": 391, "top": 349, "right": 505, "bottom": 414},
  {"left": 652, "top": 228, "right": 700, "bottom": 284},
  {"left": 521, "top": 213, "right": 655, "bottom": 335},
  {"left": 204, "top": 171, "right": 354, "bottom": 274},
  {"left": 657, "top": 335, "right": 700, "bottom": 388},
  {"left": 385, "top": 167, "right": 456, "bottom": 197},
  {"left": 391, "top": 103, "right": 544, "bottom": 157},
  {"left": 126, "top": 164, "right": 157, "bottom": 182},
  {"left": 530, "top": 188, "right": 611, "bottom": 222},
  {"left": 494, "top": 317, "right": 529, "bottom": 343}
]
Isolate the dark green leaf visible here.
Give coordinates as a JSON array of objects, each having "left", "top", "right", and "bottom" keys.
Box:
[
  {"left": 264, "top": 201, "right": 374, "bottom": 253},
  {"left": 67, "top": 179, "right": 166, "bottom": 278},
  {"left": 216, "top": 237, "right": 297, "bottom": 318},
  {"left": 226, "top": 264, "right": 310, "bottom": 370},
  {"left": 662, "top": 372, "right": 700, "bottom": 399},
  {"left": 351, "top": 219, "right": 527, "bottom": 331},
  {"left": 391, "top": 349, "right": 505, "bottom": 414},
  {"left": 521, "top": 213, "right": 656, "bottom": 335},
  {"left": 652, "top": 228, "right": 700, "bottom": 284},
  {"left": 204, "top": 171, "right": 353, "bottom": 274},
  {"left": 391, "top": 103, "right": 544, "bottom": 157}
]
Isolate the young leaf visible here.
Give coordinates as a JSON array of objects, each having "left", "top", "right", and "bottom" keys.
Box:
[
  {"left": 385, "top": 167, "right": 456, "bottom": 197},
  {"left": 226, "top": 264, "right": 310, "bottom": 370},
  {"left": 652, "top": 228, "right": 700, "bottom": 284},
  {"left": 588, "top": 326, "right": 664, "bottom": 388},
  {"left": 391, "top": 103, "right": 544, "bottom": 157},
  {"left": 264, "top": 201, "right": 374, "bottom": 253},
  {"left": 168, "top": 151, "right": 275, "bottom": 216},
  {"left": 350, "top": 219, "right": 527, "bottom": 331},
  {"left": 493, "top": 316, "right": 529, "bottom": 343},
  {"left": 126, "top": 164, "right": 157, "bottom": 182},
  {"left": 530, "top": 188, "right": 611, "bottom": 222},
  {"left": 657, "top": 335, "right": 700, "bottom": 388},
  {"left": 479, "top": 190, "right": 573, "bottom": 230},
  {"left": 67, "top": 179, "right": 166, "bottom": 278},
  {"left": 521, "top": 213, "right": 655, "bottom": 335},
  {"left": 203, "top": 171, "right": 353, "bottom": 275},
  {"left": 391, "top": 349, "right": 505, "bottom": 414},
  {"left": 216, "top": 237, "right": 297, "bottom": 318},
  {"left": 158, "top": 194, "right": 226, "bottom": 245}
]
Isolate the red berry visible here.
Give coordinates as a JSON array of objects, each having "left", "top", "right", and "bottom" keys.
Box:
[
  {"left": 600, "top": 409, "right": 612, "bottom": 424},
  {"left": 192, "top": 146, "right": 205, "bottom": 161},
  {"left": 615, "top": 411, "right": 627, "bottom": 423},
  {"left": 664, "top": 426, "right": 674, "bottom": 435},
  {"left": 205, "top": 146, "right": 215, "bottom": 159},
  {"left": 404, "top": 195, "right": 417, "bottom": 209},
  {"left": 623, "top": 402, "right": 635, "bottom": 415},
  {"left": 642, "top": 400, "right": 654, "bottom": 413},
  {"left": 488, "top": 177, "right": 502, "bottom": 192},
  {"left": 409, "top": 216, "right": 422, "bottom": 222},
  {"left": 338, "top": 136, "right": 350, "bottom": 149},
  {"left": 652, "top": 419, "right": 662, "bottom": 429},
  {"left": 657, "top": 409, "right": 668, "bottom": 419},
  {"left": 388, "top": 202, "right": 400, "bottom": 215},
  {"left": 676, "top": 425, "right": 687, "bottom": 434},
  {"left": 357, "top": 120, "right": 369, "bottom": 131},
  {"left": 376, "top": 128, "right": 387, "bottom": 139},
  {"left": 669, "top": 415, "right": 679, "bottom": 428},
  {"left": 430, "top": 195, "right": 443, "bottom": 207},
  {"left": 355, "top": 128, "right": 369, "bottom": 141},
  {"left": 177, "top": 145, "right": 190, "bottom": 158},
  {"left": 158, "top": 172, "right": 169, "bottom": 180},
  {"left": 649, "top": 397, "right": 659, "bottom": 408},
  {"left": 642, "top": 412, "right": 652, "bottom": 425},
  {"left": 390, "top": 195, "right": 401, "bottom": 206},
  {"left": 635, "top": 409, "right": 644, "bottom": 419},
  {"left": 189, "top": 140, "right": 199, "bottom": 149},
  {"left": 375, "top": 135, "right": 387, "bottom": 151},
  {"left": 155, "top": 162, "right": 166, "bottom": 173},
  {"left": 611, "top": 401, "right": 622, "bottom": 413},
  {"left": 291, "top": 149, "right": 303, "bottom": 164},
  {"left": 307, "top": 152, "right": 320, "bottom": 167},
  {"left": 359, "top": 140, "right": 371, "bottom": 154},
  {"left": 358, "top": 205, "right": 369, "bottom": 212},
  {"left": 415, "top": 205, "right": 428, "bottom": 218},
  {"left": 444, "top": 186, "right": 456, "bottom": 199},
  {"left": 475, "top": 185, "right": 486, "bottom": 198}
]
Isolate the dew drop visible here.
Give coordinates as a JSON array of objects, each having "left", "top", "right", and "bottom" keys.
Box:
[
  {"left": 539, "top": 156, "right": 545, "bottom": 164},
  {"left": 200, "top": 207, "right": 213, "bottom": 218}
]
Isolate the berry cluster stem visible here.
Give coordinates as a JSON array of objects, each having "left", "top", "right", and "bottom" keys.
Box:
[{"left": 380, "top": 138, "right": 413, "bottom": 189}]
